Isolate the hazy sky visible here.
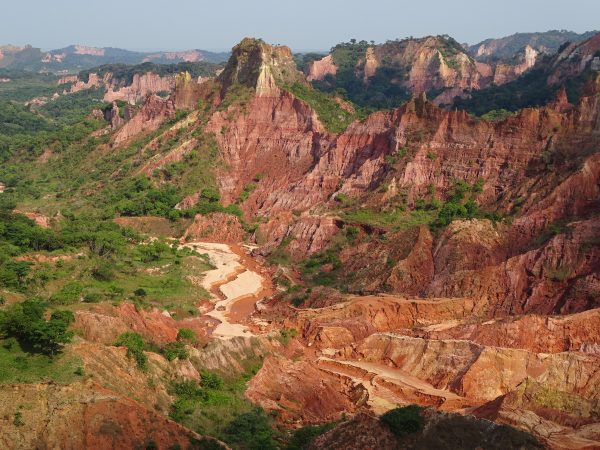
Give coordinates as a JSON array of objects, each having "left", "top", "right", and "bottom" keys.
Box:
[{"left": 2, "top": 0, "right": 599, "bottom": 52}]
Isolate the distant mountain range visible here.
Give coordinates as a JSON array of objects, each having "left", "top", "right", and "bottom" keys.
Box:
[
  {"left": 0, "top": 44, "right": 230, "bottom": 73},
  {"left": 468, "top": 29, "right": 598, "bottom": 63}
]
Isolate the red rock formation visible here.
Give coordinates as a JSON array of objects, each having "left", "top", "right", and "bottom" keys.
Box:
[
  {"left": 182, "top": 212, "right": 246, "bottom": 243},
  {"left": 104, "top": 72, "right": 174, "bottom": 104},
  {"left": 74, "top": 303, "right": 216, "bottom": 346},
  {"left": 246, "top": 355, "right": 365, "bottom": 423},
  {"left": 411, "top": 308, "right": 600, "bottom": 354},
  {"left": 173, "top": 71, "right": 205, "bottom": 110},
  {"left": 65, "top": 71, "right": 175, "bottom": 104},
  {"left": 113, "top": 95, "right": 175, "bottom": 145}
]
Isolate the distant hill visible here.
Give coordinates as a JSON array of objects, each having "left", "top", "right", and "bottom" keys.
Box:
[
  {"left": 468, "top": 30, "right": 597, "bottom": 63},
  {"left": 0, "top": 44, "right": 230, "bottom": 73},
  {"left": 454, "top": 31, "right": 600, "bottom": 114}
]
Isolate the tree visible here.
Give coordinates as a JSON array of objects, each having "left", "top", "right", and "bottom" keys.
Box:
[
  {"left": 0, "top": 299, "right": 74, "bottom": 355},
  {"left": 380, "top": 405, "right": 424, "bottom": 437},
  {"left": 222, "top": 408, "right": 278, "bottom": 450}
]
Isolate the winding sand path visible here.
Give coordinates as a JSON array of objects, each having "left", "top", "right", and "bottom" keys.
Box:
[{"left": 180, "top": 242, "right": 266, "bottom": 339}]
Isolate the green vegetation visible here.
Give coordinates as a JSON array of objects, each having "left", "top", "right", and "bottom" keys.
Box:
[
  {"left": 237, "top": 182, "right": 257, "bottom": 204},
  {"left": 0, "top": 336, "right": 81, "bottom": 383},
  {"left": 0, "top": 205, "right": 212, "bottom": 318},
  {"left": 342, "top": 208, "right": 436, "bottom": 231},
  {"left": 218, "top": 83, "right": 255, "bottom": 112},
  {"left": 380, "top": 405, "right": 424, "bottom": 437},
  {"left": 115, "top": 328, "right": 197, "bottom": 369},
  {"left": 481, "top": 109, "right": 516, "bottom": 122},
  {"left": 293, "top": 53, "right": 327, "bottom": 72},
  {"left": 453, "top": 63, "right": 595, "bottom": 115},
  {"left": 285, "top": 422, "right": 336, "bottom": 450},
  {"left": 168, "top": 364, "right": 281, "bottom": 448},
  {"left": 532, "top": 220, "right": 573, "bottom": 248},
  {"left": 222, "top": 408, "right": 279, "bottom": 450},
  {"left": 0, "top": 69, "right": 62, "bottom": 102},
  {"left": 283, "top": 81, "right": 360, "bottom": 133},
  {"left": 115, "top": 331, "right": 148, "bottom": 369},
  {"left": 277, "top": 328, "right": 298, "bottom": 346},
  {"left": 337, "top": 178, "right": 500, "bottom": 235},
  {"left": 0, "top": 298, "right": 74, "bottom": 355},
  {"left": 313, "top": 40, "right": 411, "bottom": 110}
]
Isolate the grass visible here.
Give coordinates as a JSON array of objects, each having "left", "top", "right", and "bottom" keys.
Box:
[
  {"left": 0, "top": 338, "right": 82, "bottom": 384},
  {"left": 283, "top": 82, "right": 358, "bottom": 133},
  {"left": 342, "top": 208, "right": 437, "bottom": 231},
  {"left": 91, "top": 254, "right": 209, "bottom": 317},
  {"left": 20, "top": 243, "right": 213, "bottom": 320}
]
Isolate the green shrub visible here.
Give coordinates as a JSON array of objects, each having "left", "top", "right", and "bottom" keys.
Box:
[
  {"left": 115, "top": 332, "right": 147, "bottom": 369},
  {"left": 380, "top": 405, "right": 424, "bottom": 437},
  {"left": 49, "top": 281, "right": 84, "bottom": 305},
  {"left": 177, "top": 328, "right": 197, "bottom": 343},
  {"left": 222, "top": 407, "right": 278, "bottom": 450},
  {"left": 200, "top": 370, "right": 224, "bottom": 390},
  {"left": 278, "top": 328, "right": 298, "bottom": 346},
  {"left": 162, "top": 340, "right": 188, "bottom": 361},
  {"left": 286, "top": 422, "right": 336, "bottom": 450}
]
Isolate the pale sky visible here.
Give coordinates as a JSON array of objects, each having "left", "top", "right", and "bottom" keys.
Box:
[{"left": 2, "top": 0, "right": 598, "bottom": 52}]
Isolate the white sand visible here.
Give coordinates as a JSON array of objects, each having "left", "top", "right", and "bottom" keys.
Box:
[{"left": 180, "top": 241, "right": 265, "bottom": 339}]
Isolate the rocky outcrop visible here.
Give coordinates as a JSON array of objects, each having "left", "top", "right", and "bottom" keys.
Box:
[
  {"left": 182, "top": 212, "right": 246, "bottom": 243},
  {"left": 475, "top": 380, "right": 600, "bottom": 449},
  {"left": 411, "top": 308, "right": 600, "bottom": 354},
  {"left": 217, "top": 38, "right": 304, "bottom": 97},
  {"left": 173, "top": 71, "right": 205, "bottom": 109},
  {"left": 207, "top": 55, "right": 600, "bottom": 311},
  {"left": 307, "top": 54, "right": 337, "bottom": 81},
  {"left": 246, "top": 354, "right": 365, "bottom": 424},
  {"left": 65, "top": 71, "right": 175, "bottom": 104},
  {"left": 354, "top": 333, "right": 600, "bottom": 403},
  {"left": 74, "top": 302, "right": 217, "bottom": 346},
  {"left": 143, "top": 50, "right": 205, "bottom": 63},
  {"left": 113, "top": 94, "right": 175, "bottom": 145},
  {"left": 492, "top": 45, "right": 540, "bottom": 85}
]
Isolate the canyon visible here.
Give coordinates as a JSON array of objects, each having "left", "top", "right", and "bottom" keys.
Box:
[{"left": 1, "top": 28, "right": 600, "bottom": 450}]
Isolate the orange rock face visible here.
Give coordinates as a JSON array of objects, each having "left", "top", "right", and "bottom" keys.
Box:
[
  {"left": 307, "top": 54, "right": 337, "bottom": 81},
  {"left": 0, "top": 381, "right": 221, "bottom": 450},
  {"left": 183, "top": 212, "right": 246, "bottom": 243},
  {"left": 113, "top": 94, "right": 175, "bottom": 145}
]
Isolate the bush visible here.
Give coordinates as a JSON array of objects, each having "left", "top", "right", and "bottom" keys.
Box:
[
  {"left": 200, "top": 370, "right": 223, "bottom": 390},
  {"left": 286, "top": 422, "right": 336, "bottom": 450},
  {"left": 49, "top": 281, "right": 84, "bottom": 305},
  {"left": 115, "top": 332, "right": 147, "bottom": 369},
  {"left": 222, "top": 407, "right": 278, "bottom": 450},
  {"left": 380, "top": 405, "right": 424, "bottom": 437},
  {"left": 162, "top": 340, "right": 188, "bottom": 361},
  {"left": 138, "top": 240, "right": 171, "bottom": 263},
  {"left": 91, "top": 262, "right": 115, "bottom": 281},
  {"left": 176, "top": 328, "right": 197, "bottom": 343}
]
